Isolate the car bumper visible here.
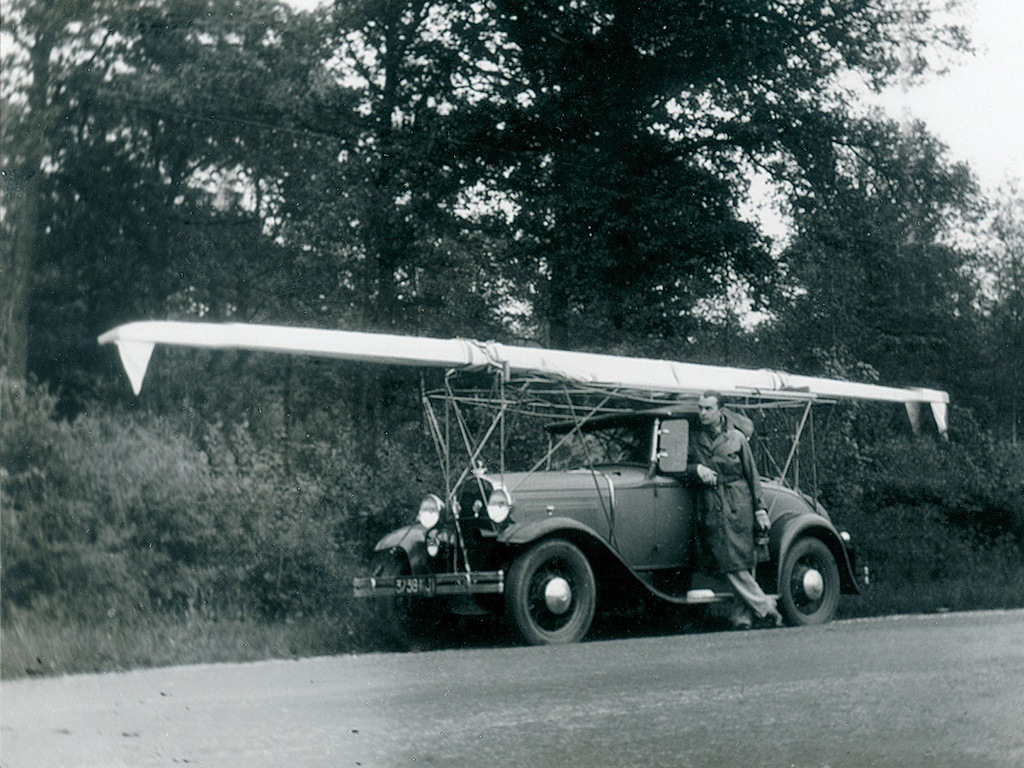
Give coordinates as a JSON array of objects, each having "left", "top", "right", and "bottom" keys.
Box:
[{"left": 352, "top": 570, "right": 505, "bottom": 598}]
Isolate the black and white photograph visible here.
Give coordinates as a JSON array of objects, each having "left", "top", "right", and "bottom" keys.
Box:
[{"left": 2, "top": 1, "right": 1022, "bottom": 766}]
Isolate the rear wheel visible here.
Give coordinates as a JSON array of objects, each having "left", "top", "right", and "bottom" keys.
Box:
[
  {"left": 505, "top": 539, "right": 596, "bottom": 645},
  {"left": 779, "top": 537, "right": 840, "bottom": 626}
]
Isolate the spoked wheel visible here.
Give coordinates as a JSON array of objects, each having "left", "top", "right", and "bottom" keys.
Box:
[
  {"left": 505, "top": 539, "right": 596, "bottom": 645},
  {"left": 779, "top": 537, "right": 841, "bottom": 626},
  {"left": 372, "top": 552, "right": 445, "bottom": 650}
]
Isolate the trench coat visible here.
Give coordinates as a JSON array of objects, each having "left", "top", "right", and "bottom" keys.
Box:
[{"left": 687, "top": 418, "right": 766, "bottom": 574}]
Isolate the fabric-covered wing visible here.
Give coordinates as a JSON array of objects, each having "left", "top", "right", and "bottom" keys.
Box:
[{"left": 98, "top": 320, "right": 948, "bottom": 434}]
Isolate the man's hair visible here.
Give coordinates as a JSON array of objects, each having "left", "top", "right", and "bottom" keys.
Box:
[{"left": 701, "top": 390, "right": 724, "bottom": 406}]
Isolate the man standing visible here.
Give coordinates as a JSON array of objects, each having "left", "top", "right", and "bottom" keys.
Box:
[{"left": 688, "top": 391, "right": 783, "bottom": 629}]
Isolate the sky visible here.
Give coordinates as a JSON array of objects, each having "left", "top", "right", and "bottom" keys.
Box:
[{"left": 876, "top": 0, "right": 1024, "bottom": 192}]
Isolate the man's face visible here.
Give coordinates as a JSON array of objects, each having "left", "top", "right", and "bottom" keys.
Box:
[{"left": 697, "top": 396, "right": 721, "bottom": 427}]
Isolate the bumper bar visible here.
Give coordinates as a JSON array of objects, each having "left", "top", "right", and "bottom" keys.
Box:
[{"left": 352, "top": 570, "right": 504, "bottom": 598}]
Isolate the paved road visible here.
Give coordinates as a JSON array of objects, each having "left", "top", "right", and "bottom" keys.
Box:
[{"left": 2, "top": 610, "right": 1022, "bottom": 768}]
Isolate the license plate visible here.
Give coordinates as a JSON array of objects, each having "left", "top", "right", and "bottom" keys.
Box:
[{"left": 394, "top": 576, "right": 435, "bottom": 597}]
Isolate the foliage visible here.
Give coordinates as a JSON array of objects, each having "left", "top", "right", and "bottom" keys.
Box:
[
  {"left": 0, "top": 379, "right": 436, "bottom": 625},
  {"left": 483, "top": 1, "right": 968, "bottom": 349},
  {"left": 764, "top": 120, "right": 979, "bottom": 389},
  {"left": 3, "top": 0, "right": 977, "bottom": 390},
  {"left": 966, "top": 183, "right": 1024, "bottom": 439}
]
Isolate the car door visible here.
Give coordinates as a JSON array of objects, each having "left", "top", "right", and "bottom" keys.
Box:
[
  {"left": 601, "top": 467, "right": 695, "bottom": 570},
  {"left": 599, "top": 467, "right": 662, "bottom": 569},
  {"left": 649, "top": 475, "right": 695, "bottom": 568}
]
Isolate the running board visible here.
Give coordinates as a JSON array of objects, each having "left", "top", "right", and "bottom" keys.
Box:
[{"left": 644, "top": 586, "right": 780, "bottom": 606}]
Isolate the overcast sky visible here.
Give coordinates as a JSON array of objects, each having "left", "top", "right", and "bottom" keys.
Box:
[{"left": 877, "top": 0, "right": 1023, "bottom": 192}]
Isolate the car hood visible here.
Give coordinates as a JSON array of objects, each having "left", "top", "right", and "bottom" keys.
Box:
[{"left": 485, "top": 465, "right": 652, "bottom": 495}]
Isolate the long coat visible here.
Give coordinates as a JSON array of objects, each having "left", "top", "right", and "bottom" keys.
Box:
[{"left": 687, "top": 419, "right": 766, "bottom": 573}]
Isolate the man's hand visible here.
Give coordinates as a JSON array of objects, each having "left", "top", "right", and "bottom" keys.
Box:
[
  {"left": 755, "top": 509, "right": 771, "bottom": 530},
  {"left": 696, "top": 464, "right": 718, "bottom": 485}
]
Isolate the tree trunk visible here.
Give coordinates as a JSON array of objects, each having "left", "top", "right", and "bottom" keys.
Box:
[{"left": 1, "top": 26, "right": 54, "bottom": 382}]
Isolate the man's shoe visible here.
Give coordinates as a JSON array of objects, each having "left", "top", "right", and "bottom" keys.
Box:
[{"left": 752, "top": 610, "right": 784, "bottom": 629}]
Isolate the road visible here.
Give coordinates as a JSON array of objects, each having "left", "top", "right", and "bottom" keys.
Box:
[{"left": 2, "top": 610, "right": 1022, "bottom": 768}]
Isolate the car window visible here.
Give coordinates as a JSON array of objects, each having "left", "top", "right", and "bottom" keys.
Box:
[{"left": 549, "top": 423, "right": 651, "bottom": 469}]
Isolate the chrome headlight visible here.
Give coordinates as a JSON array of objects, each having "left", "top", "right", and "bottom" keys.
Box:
[
  {"left": 486, "top": 487, "right": 512, "bottom": 524},
  {"left": 417, "top": 493, "right": 444, "bottom": 530}
]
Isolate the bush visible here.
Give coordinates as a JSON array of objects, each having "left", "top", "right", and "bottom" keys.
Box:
[{"left": 1, "top": 379, "right": 437, "bottom": 627}]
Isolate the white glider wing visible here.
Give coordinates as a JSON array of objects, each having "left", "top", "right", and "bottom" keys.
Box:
[{"left": 98, "top": 320, "right": 949, "bottom": 434}]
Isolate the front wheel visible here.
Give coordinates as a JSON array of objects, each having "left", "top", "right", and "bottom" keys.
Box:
[
  {"left": 778, "top": 537, "right": 841, "bottom": 626},
  {"left": 505, "top": 539, "right": 596, "bottom": 645}
]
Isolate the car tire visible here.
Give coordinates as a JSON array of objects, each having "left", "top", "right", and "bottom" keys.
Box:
[
  {"left": 505, "top": 538, "right": 596, "bottom": 645},
  {"left": 778, "top": 537, "right": 841, "bottom": 626},
  {"left": 372, "top": 551, "right": 445, "bottom": 650}
]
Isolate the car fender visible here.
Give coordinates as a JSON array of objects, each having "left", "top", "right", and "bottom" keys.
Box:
[
  {"left": 770, "top": 513, "right": 860, "bottom": 594},
  {"left": 498, "top": 516, "right": 609, "bottom": 547},
  {"left": 372, "top": 525, "right": 430, "bottom": 574},
  {"left": 498, "top": 517, "right": 637, "bottom": 578},
  {"left": 497, "top": 517, "right": 686, "bottom": 603}
]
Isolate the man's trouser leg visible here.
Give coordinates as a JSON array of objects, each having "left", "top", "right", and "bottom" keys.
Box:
[{"left": 726, "top": 570, "right": 779, "bottom": 623}]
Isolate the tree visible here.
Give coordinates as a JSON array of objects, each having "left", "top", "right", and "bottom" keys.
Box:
[
  {"left": 468, "top": 0, "right": 970, "bottom": 351},
  {"left": 766, "top": 118, "right": 979, "bottom": 389},
  {"left": 2, "top": 0, "right": 334, "bottom": 399},
  {"left": 1, "top": 0, "right": 120, "bottom": 382},
  {"left": 972, "top": 184, "right": 1024, "bottom": 440}
]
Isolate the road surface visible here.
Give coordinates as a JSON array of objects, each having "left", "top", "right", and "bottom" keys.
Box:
[{"left": 2, "top": 610, "right": 1022, "bottom": 767}]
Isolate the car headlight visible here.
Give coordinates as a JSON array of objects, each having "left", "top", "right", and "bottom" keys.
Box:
[
  {"left": 486, "top": 487, "right": 512, "bottom": 524},
  {"left": 417, "top": 494, "right": 444, "bottom": 530}
]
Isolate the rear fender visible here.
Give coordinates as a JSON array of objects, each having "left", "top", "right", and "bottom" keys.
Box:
[{"left": 769, "top": 515, "right": 860, "bottom": 595}]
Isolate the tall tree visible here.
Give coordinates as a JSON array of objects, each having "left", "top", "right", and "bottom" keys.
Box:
[
  {"left": 278, "top": 0, "right": 517, "bottom": 338},
  {"left": 1, "top": 0, "right": 120, "bottom": 381},
  {"left": 972, "top": 184, "right": 1024, "bottom": 440},
  {"left": 766, "top": 118, "right": 978, "bottom": 389},
  {"left": 2, "top": 0, "right": 330, "bottom": 396},
  {"left": 473, "top": 0, "right": 970, "bottom": 351}
]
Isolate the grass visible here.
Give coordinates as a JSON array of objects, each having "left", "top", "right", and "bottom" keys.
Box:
[
  {"left": 0, "top": 603, "right": 385, "bottom": 680},
  {"left": 839, "top": 571, "right": 1024, "bottom": 620},
  {"left": 6, "top": 570, "right": 1024, "bottom": 680}
]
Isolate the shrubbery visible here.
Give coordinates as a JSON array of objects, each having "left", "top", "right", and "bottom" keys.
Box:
[
  {"left": 1, "top": 379, "right": 436, "bottom": 630},
  {"left": 805, "top": 404, "right": 1024, "bottom": 613}
]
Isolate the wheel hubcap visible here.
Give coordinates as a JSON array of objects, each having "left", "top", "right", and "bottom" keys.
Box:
[
  {"left": 544, "top": 577, "right": 573, "bottom": 614},
  {"left": 802, "top": 568, "right": 825, "bottom": 601}
]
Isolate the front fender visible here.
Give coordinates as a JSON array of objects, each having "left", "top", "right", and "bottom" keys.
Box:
[
  {"left": 770, "top": 513, "right": 860, "bottom": 595},
  {"left": 498, "top": 516, "right": 607, "bottom": 546},
  {"left": 372, "top": 525, "right": 429, "bottom": 574}
]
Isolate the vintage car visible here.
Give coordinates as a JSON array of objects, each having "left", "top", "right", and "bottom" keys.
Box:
[
  {"left": 354, "top": 402, "right": 860, "bottom": 645},
  {"left": 98, "top": 320, "right": 949, "bottom": 646}
]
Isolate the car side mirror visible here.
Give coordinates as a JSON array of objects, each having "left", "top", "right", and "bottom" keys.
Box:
[{"left": 656, "top": 418, "right": 689, "bottom": 474}]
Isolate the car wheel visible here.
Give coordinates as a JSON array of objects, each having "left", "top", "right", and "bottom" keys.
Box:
[
  {"left": 778, "top": 537, "right": 841, "bottom": 626},
  {"left": 505, "top": 538, "right": 596, "bottom": 645},
  {"left": 372, "top": 551, "right": 445, "bottom": 649}
]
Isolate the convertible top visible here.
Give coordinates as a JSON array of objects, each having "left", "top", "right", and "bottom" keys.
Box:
[{"left": 98, "top": 320, "right": 949, "bottom": 434}]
